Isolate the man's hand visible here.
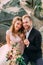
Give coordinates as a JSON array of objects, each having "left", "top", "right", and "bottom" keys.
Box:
[{"left": 24, "top": 39, "right": 30, "bottom": 47}]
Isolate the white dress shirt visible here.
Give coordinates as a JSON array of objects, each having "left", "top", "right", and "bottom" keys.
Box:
[
  {"left": 25, "top": 27, "right": 33, "bottom": 47},
  {"left": 26, "top": 27, "right": 33, "bottom": 39}
]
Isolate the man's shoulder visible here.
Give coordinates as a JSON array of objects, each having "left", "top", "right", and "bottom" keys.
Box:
[{"left": 32, "top": 28, "right": 41, "bottom": 36}]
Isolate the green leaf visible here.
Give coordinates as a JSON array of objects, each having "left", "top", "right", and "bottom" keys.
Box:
[{"left": 16, "top": 55, "right": 26, "bottom": 65}]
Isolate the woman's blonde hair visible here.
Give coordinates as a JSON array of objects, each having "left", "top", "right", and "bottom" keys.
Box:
[{"left": 9, "top": 16, "right": 22, "bottom": 34}]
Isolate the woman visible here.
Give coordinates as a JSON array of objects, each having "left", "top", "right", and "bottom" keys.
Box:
[{"left": 0, "top": 16, "right": 25, "bottom": 65}]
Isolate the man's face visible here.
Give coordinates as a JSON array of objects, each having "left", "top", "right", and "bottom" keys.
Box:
[{"left": 22, "top": 17, "right": 32, "bottom": 30}]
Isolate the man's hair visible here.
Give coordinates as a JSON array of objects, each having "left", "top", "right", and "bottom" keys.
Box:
[{"left": 22, "top": 14, "right": 32, "bottom": 21}]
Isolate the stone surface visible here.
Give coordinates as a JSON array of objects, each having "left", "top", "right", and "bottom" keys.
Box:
[
  {"left": 0, "top": 24, "right": 9, "bottom": 43},
  {"left": 39, "top": 26, "right": 43, "bottom": 54}
]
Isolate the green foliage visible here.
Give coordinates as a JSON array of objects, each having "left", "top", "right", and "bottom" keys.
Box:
[
  {"left": 35, "top": 0, "right": 42, "bottom": 6},
  {"left": 35, "top": 0, "right": 42, "bottom": 11},
  {"left": 26, "top": 0, "right": 42, "bottom": 8},
  {"left": 34, "top": 0, "right": 42, "bottom": 18},
  {"left": 16, "top": 55, "right": 26, "bottom": 65}
]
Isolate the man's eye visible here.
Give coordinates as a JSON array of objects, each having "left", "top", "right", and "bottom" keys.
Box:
[
  {"left": 23, "top": 21, "right": 28, "bottom": 24},
  {"left": 25, "top": 21, "right": 28, "bottom": 23}
]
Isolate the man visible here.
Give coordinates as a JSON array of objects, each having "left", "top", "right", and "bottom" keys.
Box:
[{"left": 22, "top": 14, "right": 43, "bottom": 65}]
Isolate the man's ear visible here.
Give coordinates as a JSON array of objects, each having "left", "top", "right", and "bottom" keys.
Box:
[{"left": 30, "top": 20, "right": 32, "bottom": 26}]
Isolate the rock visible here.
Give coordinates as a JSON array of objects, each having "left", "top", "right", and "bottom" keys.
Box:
[
  {"left": 0, "top": 24, "right": 9, "bottom": 43},
  {"left": 39, "top": 26, "right": 43, "bottom": 54}
]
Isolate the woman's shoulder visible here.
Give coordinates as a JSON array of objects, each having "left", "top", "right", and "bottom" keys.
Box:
[{"left": 6, "top": 29, "right": 11, "bottom": 35}]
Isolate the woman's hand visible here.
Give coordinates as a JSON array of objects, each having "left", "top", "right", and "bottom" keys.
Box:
[
  {"left": 24, "top": 39, "right": 30, "bottom": 47},
  {"left": 20, "top": 33, "right": 25, "bottom": 40}
]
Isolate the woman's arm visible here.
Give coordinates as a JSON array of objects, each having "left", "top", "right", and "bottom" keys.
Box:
[{"left": 6, "top": 30, "right": 10, "bottom": 46}]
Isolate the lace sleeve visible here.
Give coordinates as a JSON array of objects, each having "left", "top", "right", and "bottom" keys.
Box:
[{"left": 6, "top": 30, "right": 10, "bottom": 35}]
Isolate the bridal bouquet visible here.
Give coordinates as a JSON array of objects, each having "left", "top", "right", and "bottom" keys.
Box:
[{"left": 6, "top": 43, "right": 26, "bottom": 65}]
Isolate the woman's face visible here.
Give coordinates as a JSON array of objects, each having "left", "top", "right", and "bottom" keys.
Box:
[{"left": 14, "top": 20, "right": 22, "bottom": 32}]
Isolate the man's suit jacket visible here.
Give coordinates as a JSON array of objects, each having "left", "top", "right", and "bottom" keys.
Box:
[{"left": 23, "top": 28, "right": 42, "bottom": 61}]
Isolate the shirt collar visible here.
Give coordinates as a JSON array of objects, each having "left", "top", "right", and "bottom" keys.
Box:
[{"left": 25, "top": 27, "right": 33, "bottom": 39}]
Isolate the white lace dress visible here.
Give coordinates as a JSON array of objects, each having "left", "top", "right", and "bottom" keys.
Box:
[{"left": 0, "top": 30, "right": 24, "bottom": 65}]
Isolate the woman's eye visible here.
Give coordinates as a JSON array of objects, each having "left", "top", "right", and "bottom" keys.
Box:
[
  {"left": 17, "top": 23, "right": 19, "bottom": 25},
  {"left": 17, "top": 23, "right": 21, "bottom": 25}
]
